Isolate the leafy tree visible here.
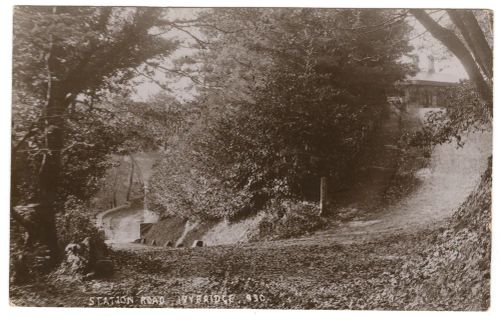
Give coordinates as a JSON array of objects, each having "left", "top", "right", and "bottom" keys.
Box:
[
  {"left": 149, "top": 8, "right": 414, "bottom": 219},
  {"left": 405, "top": 10, "right": 493, "bottom": 150},
  {"left": 87, "top": 92, "right": 200, "bottom": 210},
  {"left": 11, "top": 6, "right": 178, "bottom": 259},
  {"left": 411, "top": 81, "right": 490, "bottom": 148},
  {"left": 410, "top": 9, "right": 492, "bottom": 116}
]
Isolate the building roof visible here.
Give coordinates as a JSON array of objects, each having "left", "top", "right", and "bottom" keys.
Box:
[{"left": 404, "top": 71, "right": 461, "bottom": 86}]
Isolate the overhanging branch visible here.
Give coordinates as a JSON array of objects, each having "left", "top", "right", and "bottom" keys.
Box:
[{"left": 410, "top": 9, "right": 492, "bottom": 116}]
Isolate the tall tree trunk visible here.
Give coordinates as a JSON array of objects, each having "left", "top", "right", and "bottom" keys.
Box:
[
  {"left": 460, "top": 11, "right": 493, "bottom": 78},
  {"left": 34, "top": 20, "right": 67, "bottom": 260},
  {"left": 447, "top": 10, "right": 493, "bottom": 80},
  {"left": 36, "top": 84, "right": 66, "bottom": 261}
]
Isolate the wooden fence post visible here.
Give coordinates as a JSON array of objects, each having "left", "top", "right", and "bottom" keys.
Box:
[{"left": 320, "top": 176, "right": 328, "bottom": 216}]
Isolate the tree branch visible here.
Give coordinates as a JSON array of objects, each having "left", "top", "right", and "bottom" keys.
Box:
[
  {"left": 171, "top": 24, "right": 211, "bottom": 49},
  {"left": 410, "top": 9, "right": 492, "bottom": 116},
  {"left": 447, "top": 10, "right": 492, "bottom": 80},
  {"left": 133, "top": 67, "right": 173, "bottom": 92},
  {"left": 147, "top": 62, "right": 204, "bottom": 86},
  {"left": 461, "top": 10, "right": 493, "bottom": 78}
]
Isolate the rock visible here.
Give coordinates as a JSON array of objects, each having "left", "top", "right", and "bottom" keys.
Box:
[
  {"left": 176, "top": 243, "right": 184, "bottom": 248},
  {"left": 61, "top": 239, "right": 91, "bottom": 275},
  {"left": 151, "top": 239, "right": 156, "bottom": 246},
  {"left": 337, "top": 207, "right": 360, "bottom": 221},
  {"left": 133, "top": 238, "right": 142, "bottom": 243},
  {"left": 163, "top": 241, "right": 173, "bottom": 247},
  {"left": 58, "top": 236, "right": 113, "bottom": 279},
  {"left": 82, "top": 271, "right": 96, "bottom": 280},
  {"left": 81, "top": 237, "right": 91, "bottom": 251},
  {"left": 192, "top": 240, "right": 204, "bottom": 247},
  {"left": 141, "top": 238, "right": 146, "bottom": 244},
  {"left": 91, "top": 236, "right": 109, "bottom": 260},
  {"left": 94, "top": 259, "right": 114, "bottom": 277}
]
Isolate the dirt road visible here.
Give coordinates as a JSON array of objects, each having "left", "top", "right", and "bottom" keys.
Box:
[
  {"left": 99, "top": 205, "right": 144, "bottom": 244},
  {"left": 294, "top": 129, "right": 491, "bottom": 245},
  {"left": 11, "top": 128, "right": 491, "bottom": 309},
  {"left": 108, "top": 130, "right": 490, "bottom": 255},
  {"left": 103, "top": 102, "right": 491, "bottom": 250}
]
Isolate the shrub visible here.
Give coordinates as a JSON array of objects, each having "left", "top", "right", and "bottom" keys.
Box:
[
  {"left": 252, "top": 200, "right": 326, "bottom": 240},
  {"left": 56, "top": 197, "right": 105, "bottom": 248},
  {"left": 10, "top": 236, "right": 52, "bottom": 284},
  {"left": 148, "top": 9, "right": 412, "bottom": 221},
  {"left": 55, "top": 197, "right": 109, "bottom": 277},
  {"left": 411, "top": 81, "right": 490, "bottom": 148},
  {"left": 384, "top": 132, "right": 431, "bottom": 204}
]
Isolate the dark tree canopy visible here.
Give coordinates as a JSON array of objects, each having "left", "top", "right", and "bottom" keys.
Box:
[
  {"left": 148, "top": 8, "right": 414, "bottom": 219},
  {"left": 11, "top": 6, "right": 179, "bottom": 257}
]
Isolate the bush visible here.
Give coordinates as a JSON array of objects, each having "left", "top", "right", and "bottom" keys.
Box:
[
  {"left": 10, "top": 237, "right": 53, "bottom": 284},
  {"left": 147, "top": 9, "right": 412, "bottom": 221},
  {"left": 55, "top": 197, "right": 109, "bottom": 277},
  {"left": 147, "top": 136, "right": 254, "bottom": 221},
  {"left": 384, "top": 132, "right": 431, "bottom": 204},
  {"left": 252, "top": 200, "right": 326, "bottom": 240},
  {"left": 56, "top": 197, "right": 105, "bottom": 248},
  {"left": 10, "top": 204, "right": 55, "bottom": 283},
  {"left": 411, "top": 81, "right": 490, "bottom": 148}
]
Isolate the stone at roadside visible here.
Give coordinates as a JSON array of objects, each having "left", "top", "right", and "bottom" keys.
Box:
[
  {"left": 57, "top": 236, "right": 113, "bottom": 280},
  {"left": 337, "top": 207, "right": 361, "bottom": 221},
  {"left": 192, "top": 240, "right": 204, "bottom": 247},
  {"left": 163, "top": 240, "right": 173, "bottom": 247},
  {"left": 62, "top": 241, "right": 90, "bottom": 275},
  {"left": 94, "top": 259, "right": 114, "bottom": 277}
]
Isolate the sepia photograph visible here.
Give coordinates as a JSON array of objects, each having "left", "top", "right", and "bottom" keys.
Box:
[{"left": 6, "top": 2, "right": 494, "bottom": 312}]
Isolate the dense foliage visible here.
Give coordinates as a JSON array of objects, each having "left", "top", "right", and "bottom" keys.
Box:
[
  {"left": 149, "top": 8, "right": 413, "bottom": 219},
  {"left": 11, "top": 6, "right": 182, "bottom": 264},
  {"left": 11, "top": 7, "right": 178, "bottom": 205},
  {"left": 10, "top": 8, "right": 493, "bottom": 310},
  {"left": 411, "top": 80, "right": 491, "bottom": 148}
]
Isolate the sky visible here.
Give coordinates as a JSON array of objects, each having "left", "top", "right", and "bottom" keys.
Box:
[
  {"left": 407, "top": 11, "right": 467, "bottom": 80},
  {"left": 132, "top": 8, "right": 202, "bottom": 102},
  {"left": 132, "top": 8, "right": 469, "bottom": 102}
]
